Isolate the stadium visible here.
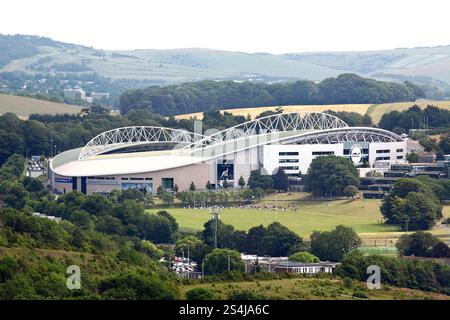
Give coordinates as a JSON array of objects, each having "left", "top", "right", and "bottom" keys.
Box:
[{"left": 49, "top": 111, "right": 406, "bottom": 195}]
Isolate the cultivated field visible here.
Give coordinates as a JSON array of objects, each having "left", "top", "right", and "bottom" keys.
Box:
[
  {"left": 0, "top": 93, "right": 81, "bottom": 119},
  {"left": 174, "top": 100, "right": 450, "bottom": 124},
  {"left": 180, "top": 277, "right": 450, "bottom": 300}
]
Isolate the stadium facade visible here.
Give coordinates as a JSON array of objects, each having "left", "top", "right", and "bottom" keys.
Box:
[{"left": 49, "top": 112, "right": 406, "bottom": 195}]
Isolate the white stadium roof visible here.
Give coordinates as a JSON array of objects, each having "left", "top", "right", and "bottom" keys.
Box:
[{"left": 50, "top": 111, "right": 403, "bottom": 177}]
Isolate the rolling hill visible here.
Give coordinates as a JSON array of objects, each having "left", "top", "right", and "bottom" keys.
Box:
[
  {"left": 0, "top": 93, "right": 82, "bottom": 118},
  {"left": 174, "top": 100, "right": 450, "bottom": 124},
  {"left": 1, "top": 34, "right": 450, "bottom": 92}
]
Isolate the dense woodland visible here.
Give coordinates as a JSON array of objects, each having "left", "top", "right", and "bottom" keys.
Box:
[{"left": 119, "top": 74, "right": 424, "bottom": 116}]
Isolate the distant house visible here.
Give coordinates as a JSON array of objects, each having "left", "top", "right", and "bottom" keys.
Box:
[
  {"left": 271, "top": 262, "right": 340, "bottom": 275},
  {"left": 64, "top": 88, "right": 86, "bottom": 101},
  {"left": 91, "top": 92, "right": 110, "bottom": 101}
]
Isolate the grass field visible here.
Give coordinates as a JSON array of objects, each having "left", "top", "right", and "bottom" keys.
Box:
[
  {"left": 148, "top": 192, "right": 450, "bottom": 243},
  {"left": 148, "top": 195, "right": 397, "bottom": 237},
  {"left": 180, "top": 277, "right": 450, "bottom": 300},
  {"left": 0, "top": 93, "right": 82, "bottom": 119},
  {"left": 174, "top": 100, "right": 450, "bottom": 124}
]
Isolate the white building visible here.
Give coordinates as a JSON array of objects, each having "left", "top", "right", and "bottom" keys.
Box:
[
  {"left": 63, "top": 88, "right": 86, "bottom": 101},
  {"left": 49, "top": 112, "right": 406, "bottom": 195}
]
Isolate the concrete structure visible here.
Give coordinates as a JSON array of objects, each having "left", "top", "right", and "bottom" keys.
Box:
[
  {"left": 91, "top": 92, "right": 110, "bottom": 101},
  {"left": 49, "top": 112, "right": 406, "bottom": 195},
  {"left": 63, "top": 88, "right": 86, "bottom": 101},
  {"left": 272, "top": 261, "right": 339, "bottom": 274}
]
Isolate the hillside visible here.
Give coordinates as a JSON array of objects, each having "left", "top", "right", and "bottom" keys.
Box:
[
  {"left": 2, "top": 34, "right": 450, "bottom": 91},
  {"left": 0, "top": 93, "right": 82, "bottom": 118},
  {"left": 119, "top": 75, "right": 423, "bottom": 116},
  {"left": 181, "top": 277, "right": 450, "bottom": 300},
  {"left": 175, "top": 100, "right": 450, "bottom": 124}
]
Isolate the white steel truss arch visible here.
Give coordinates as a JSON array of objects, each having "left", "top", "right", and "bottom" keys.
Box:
[
  {"left": 279, "top": 127, "right": 404, "bottom": 145},
  {"left": 184, "top": 111, "right": 348, "bottom": 150},
  {"left": 78, "top": 126, "right": 209, "bottom": 160}
]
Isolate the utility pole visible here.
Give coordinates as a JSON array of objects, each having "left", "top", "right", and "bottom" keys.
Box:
[
  {"left": 210, "top": 206, "right": 220, "bottom": 249},
  {"left": 275, "top": 195, "right": 278, "bottom": 221},
  {"left": 186, "top": 245, "right": 190, "bottom": 279}
]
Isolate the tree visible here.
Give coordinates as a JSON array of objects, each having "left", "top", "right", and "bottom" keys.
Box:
[
  {"left": 159, "top": 192, "right": 174, "bottom": 205},
  {"left": 260, "top": 222, "right": 306, "bottom": 256},
  {"left": 438, "top": 135, "right": 450, "bottom": 154},
  {"left": 173, "top": 184, "right": 179, "bottom": 193},
  {"left": 381, "top": 179, "right": 442, "bottom": 230},
  {"left": 310, "top": 225, "right": 361, "bottom": 262},
  {"left": 189, "top": 182, "right": 196, "bottom": 192},
  {"left": 80, "top": 194, "right": 112, "bottom": 216},
  {"left": 238, "top": 176, "right": 246, "bottom": 188},
  {"left": 248, "top": 170, "right": 273, "bottom": 190},
  {"left": 304, "top": 156, "right": 359, "bottom": 197},
  {"left": 156, "top": 210, "right": 178, "bottom": 234},
  {"left": 140, "top": 240, "right": 164, "bottom": 259},
  {"left": 201, "top": 219, "right": 238, "bottom": 249},
  {"left": 205, "top": 181, "right": 212, "bottom": 190},
  {"left": 246, "top": 225, "right": 266, "bottom": 255},
  {"left": 203, "top": 249, "right": 244, "bottom": 274},
  {"left": 431, "top": 242, "right": 450, "bottom": 258},
  {"left": 396, "top": 231, "right": 438, "bottom": 257},
  {"left": 272, "top": 168, "right": 289, "bottom": 191},
  {"left": 175, "top": 235, "right": 212, "bottom": 264},
  {"left": 288, "top": 251, "right": 320, "bottom": 263},
  {"left": 406, "top": 152, "right": 419, "bottom": 163},
  {"left": 343, "top": 185, "right": 358, "bottom": 199},
  {"left": 99, "top": 272, "right": 179, "bottom": 300},
  {"left": 222, "top": 179, "right": 229, "bottom": 189}
]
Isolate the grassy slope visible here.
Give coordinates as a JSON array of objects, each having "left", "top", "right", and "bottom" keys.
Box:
[
  {"left": 180, "top": 277, "right": 450, "bottom": 300},
  {"left": 149, "top": 198, "right": 395, "bottom": 236},
  {"left": 174, "top": 101, "right": 450, "bottom": 124},
  {"left": 148, "top": 193, "right": 450, "bottom": 242},
  {"left": 0, "top": 93, "right": 81, "bottom": 118}
]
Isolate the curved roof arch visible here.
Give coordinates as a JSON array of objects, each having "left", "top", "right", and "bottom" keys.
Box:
[
  {"left": 278, "top": 127, "right": 404, "bottom": 145},
  {"left": 78, "top": 126, "right": 210, "bottom": 160},
  {"left": 193, "top": 127, "right": 404, "bottom": 161},
  {"left": 184, "top": 111, "right": 349, "bottom": 150}
]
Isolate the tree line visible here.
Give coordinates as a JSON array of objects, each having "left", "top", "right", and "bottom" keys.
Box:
[
  {"left": 379, "top": 105, "right": 450, "bottom": 133},
  {"left": 119, "top": 73, "right": 424, "bottom": 116}
]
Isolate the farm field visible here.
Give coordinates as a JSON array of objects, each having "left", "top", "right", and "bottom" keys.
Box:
[
  {"left": 174, "top": 100, "right": 450, "bottom": 124},
  {"left": 148, "top": 192, "right": 450, "bottom": 242},
  {"left": 367, "top": 100, "right": 450, "bottom": 123},
  {"left": 180, "top": 277, "right": 450, "bottom": 300},
  {"left": 0, "top": 93, "right": 81, "bottom": 119}
]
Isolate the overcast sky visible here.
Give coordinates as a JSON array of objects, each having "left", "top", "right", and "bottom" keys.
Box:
[{"left": 1, "top": 0, "right": 449, "bottom": 53}]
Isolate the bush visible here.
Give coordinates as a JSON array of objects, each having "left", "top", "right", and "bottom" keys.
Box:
[
  {"left": 352, "top": 291, "right": 368, "bottom": 299},
  {"left": 186, "top": 287, "right": 215, "bottom": 300}
]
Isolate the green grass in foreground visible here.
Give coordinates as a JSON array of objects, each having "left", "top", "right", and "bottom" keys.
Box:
[
  {"left": 147, "top": 196, "right": 398, "bottom": 237},
  {"left": 180, "top": 277, "right": 450, "bottom": 300}
]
